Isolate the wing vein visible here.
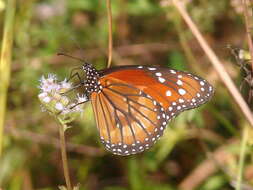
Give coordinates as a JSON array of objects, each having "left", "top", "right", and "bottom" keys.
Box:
[
  {"left": 104, "top": 87, "right": 156, "bottom": 112},
  {"left": 101, "top": 93, "right": 124, "bottom": 144},
  {"left": 98, "top": 94, "right": 111, "bottom": 143},
  {"left": 127, "top": 99, "right": 151, "bottom": 137},
  {"left": 101, "top": 91, "right": 138, "bottom": 143}
]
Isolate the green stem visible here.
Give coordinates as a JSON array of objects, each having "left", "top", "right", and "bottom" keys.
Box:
[
  {"left": 235, "top": 126, "right": 249, "bottom": 190},
  {"left": 0, "top": 0, "right": 16, "bottom": 157},
  {"left": 58, "top": 119, "right": 72, "bottom": 190}
]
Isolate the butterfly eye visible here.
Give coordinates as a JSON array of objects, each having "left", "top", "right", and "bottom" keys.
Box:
[{"left": 80, "top": 65, "right": 214, "bottom": 156}]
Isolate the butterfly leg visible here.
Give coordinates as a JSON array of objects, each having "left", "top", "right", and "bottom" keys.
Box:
[
  {"left": 62, "top": 68, "right": 84, "bottom": 95},
  {"left": 240, "top": 79, "right": 247, "bottom": 91},
  {"left": 67, "top": 67, "right": 83, "bottom": 83},
  {"left": 61, "top": 83, "right": 83, "bottom": 95},
  {"left": 69, "top": 99, "right": 88, "bottom": 110}
]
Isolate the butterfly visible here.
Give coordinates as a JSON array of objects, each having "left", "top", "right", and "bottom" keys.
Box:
[{"left": 73, "top": 64, "right": 214, "bottom": 156}]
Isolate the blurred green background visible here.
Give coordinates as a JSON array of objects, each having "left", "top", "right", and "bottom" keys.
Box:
[{"left": 1, "top": 0, "right": 253, "bottom": 189}]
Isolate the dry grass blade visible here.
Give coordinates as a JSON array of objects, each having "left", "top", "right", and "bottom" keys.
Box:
[
  {"left": 106, "top": 0, "right": 113, "bottom": 68},
  {"left": 171, "top": 0, "right": 253, "bottom": 127},
  {"left": 5, "top": 125, "right": 104, "bottom": 156},
  {"left": 242, "top": 0, "right": 253, "bottom": 71}
]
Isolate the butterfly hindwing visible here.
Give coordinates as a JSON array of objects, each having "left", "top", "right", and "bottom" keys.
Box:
[{"left": 91, "top": 82, "right": 168, "bottom": 156}]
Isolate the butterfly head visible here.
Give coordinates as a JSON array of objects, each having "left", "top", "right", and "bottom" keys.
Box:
[
  {"left": 81, "top": 62, "right": 93, "bottom": 70},
  {"left": 81, "top": 63, "right": 102, "bottom": 96}
]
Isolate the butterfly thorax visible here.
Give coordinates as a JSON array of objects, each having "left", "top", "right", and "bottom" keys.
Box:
[{"left": 82, "top": 64, "right": 102, "bottom": 96}]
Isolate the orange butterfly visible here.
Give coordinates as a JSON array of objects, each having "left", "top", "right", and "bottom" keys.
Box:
[{"left": 75, "top": 64, "right": 214, "bottom": 156}]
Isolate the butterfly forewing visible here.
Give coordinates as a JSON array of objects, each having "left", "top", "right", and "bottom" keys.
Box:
[
  {"left": 145, "top": 67, "right": 214, "bottom": 117},
  {"left": 90, "top": 65, "right": 214, "bottom": 155}
]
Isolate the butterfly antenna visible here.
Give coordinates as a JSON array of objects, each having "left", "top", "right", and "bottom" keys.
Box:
[
  {"left": 70, "top": 36, "right": 84, "bottom": 52},
  {"left": 69, "top": 36, "right": 88, "bottom": 61},
  {"left": 57, "top": 52, "right": 84, "bottom": 62}
]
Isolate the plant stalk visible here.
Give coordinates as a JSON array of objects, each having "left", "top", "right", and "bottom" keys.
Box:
[
  {"left": 235, "top": 126, "right": 249, "bottom": 190},
  {"left": 0, "top": 0, "right": 16, "bottom": 157},
  {"left": 242, "top": 0, "right": 253, "bottom": 71},
  {"left": 106, "top": 0, "right": 113, "bottom": 68},
  {"left": 58, "top": 121, "right": 72, "bottom": 190}
]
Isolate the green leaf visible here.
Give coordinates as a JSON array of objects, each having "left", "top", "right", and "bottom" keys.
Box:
[
  {"left": 168, "top": 51, "right": 187, "bottom": 70},
  {"left": 200, "top": 174, "right": 227, "bottom": 190}
]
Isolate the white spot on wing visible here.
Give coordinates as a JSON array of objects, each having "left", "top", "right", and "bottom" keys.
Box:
[
  {"left": 177, "top": 80, "right": 183, "bottom": 85},
  {"left": 170, "top": 70, "right": 176, "bottom": 74},
  {"left": 158, "top": 77, "right": 165, "bottom": 83},
  {"left": 155, "top": 72, "right": 162, "bottom": 76},
  {"left": 178, "top": 88, "right": 186, "bottom": 95},
  {"left": 166, "top": 90, "right": 172, "bottom": 96},
  {"left": 179, "top": 98, "right": 184, "bottom": 103}
]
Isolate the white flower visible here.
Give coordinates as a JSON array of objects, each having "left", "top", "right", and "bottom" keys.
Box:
[
  {"left": 60, "top": 78, "right": 72, "bottom": 90},
  {"left": 62, "top": 103, "right": 84, "bottom": 114},
  {"left": 55, "top": 102, "right": 64, "bottom": 111},
  {"left": 42, "top": 96, "right": 51, "bottom": 103},
  {"left": 39, "top": 74, "right": 61, "bottom": 92},
  {"left": 38, "top": 73, "right": 85, "bottom": 120},
  {"left": 38, "top": 92, "right": 48, "bottom": 99},
  {"left": 76, "top": 93, "right": 87, "bottom": 103}
]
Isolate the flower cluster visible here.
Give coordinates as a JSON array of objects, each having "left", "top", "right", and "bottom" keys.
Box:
[{"left": 38, "top": 74, "right": 86, "bottom": 121}]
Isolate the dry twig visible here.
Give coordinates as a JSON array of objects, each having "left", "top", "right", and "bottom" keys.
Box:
[
  {"left": 171, "top": 0, "right": 253, "bottom": 127},
  {"left": 242, "top": 0, "right": 253, "bottom": 71},
  {"left": 106, "top": 0, "right": 113, "bottom": 68},
  {"left": 5, "top": 125, "right": 104, "bottom": 156}
]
